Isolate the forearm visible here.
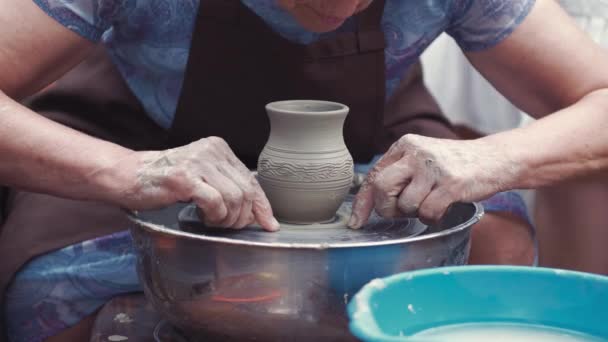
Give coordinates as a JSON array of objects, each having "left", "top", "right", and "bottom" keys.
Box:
[
  {"left": 0, "top": 92, "right": 135, "bottom": 203},
  {"left": 484, "top": 89, "right": 608, "bottom": 189}
]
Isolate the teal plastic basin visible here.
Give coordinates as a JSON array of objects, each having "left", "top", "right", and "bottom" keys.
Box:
[{"left": 348, "top": 266, "right": 608, "bottom": 341}]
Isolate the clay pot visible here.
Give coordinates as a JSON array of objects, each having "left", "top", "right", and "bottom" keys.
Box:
[{"left": 258, "top": 100, "right": 354, "bottom": 224}]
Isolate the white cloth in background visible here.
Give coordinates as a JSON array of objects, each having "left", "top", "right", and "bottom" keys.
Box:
[
  {"left": 559, "top": 0, "right": 608, "bottom": 43},
  {"left": 421, "top": 0, "right": 608, "bottom": 134},
  {"left": 420, "top": 33, "right": 533, "bottom": 136}
]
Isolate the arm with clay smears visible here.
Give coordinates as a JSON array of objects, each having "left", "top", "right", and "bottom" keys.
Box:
[
  {"left": 0, "top": 0, "right": 135, "bottom": 202},
  {"left": 0, "top": 0, "right": 280, "bottom": 230},
  {"left": 350, "top": 0, "right": 608, "bottom": 227}
]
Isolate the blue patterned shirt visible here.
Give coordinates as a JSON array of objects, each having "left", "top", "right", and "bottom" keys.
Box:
[{"left": 35, "top": 0, "right": 535, "bottom": 129}]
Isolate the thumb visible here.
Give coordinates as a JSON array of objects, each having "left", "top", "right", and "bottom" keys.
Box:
[
  {"left": 348, "top": 149, "right": 404, "bottom": 229},
  {"left": 252, "top": 191, "right": 280, "bottom": 232},
  {"left": 349, "top": 182, "right": 374, "bottom": 229}
]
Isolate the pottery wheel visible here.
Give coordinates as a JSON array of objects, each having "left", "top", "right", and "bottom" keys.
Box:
[{"left": 177, "top": 195, "right": 428, "bottom": 246}]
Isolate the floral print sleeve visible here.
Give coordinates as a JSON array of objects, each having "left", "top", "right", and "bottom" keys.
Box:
[
  {"left": 33, "top": 0, "right": 131, "bottom": 41},
  {"left": 446, "top": 0, "right": 536, "bottom": 51}
]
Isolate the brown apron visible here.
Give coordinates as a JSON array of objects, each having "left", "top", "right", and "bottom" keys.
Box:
[
  {"left": 169, "top": 0, "right": 456, "bottom": 166},
  {"left": 0, "top": 0, "right": 455, "bottom": 339}
]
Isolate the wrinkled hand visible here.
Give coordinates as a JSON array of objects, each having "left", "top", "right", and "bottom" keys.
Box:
[
  {"left": 349, "top": 134, "right": 517, "bottom": 228},
  {"left": 118, "top": 137, "right": 279, "bottom": 231}
]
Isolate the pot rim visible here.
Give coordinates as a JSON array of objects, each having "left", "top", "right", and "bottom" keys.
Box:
[
  {"left": 127, "top": 202, "right": 483, "bottom": 250},
  {"left": 266, "top": 100, "right": 349, "bottom": 116}
]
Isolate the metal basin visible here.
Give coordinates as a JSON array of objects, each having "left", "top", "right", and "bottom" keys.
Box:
[{"left": 128, "top": 198, "right": 483, "bottom": 341}]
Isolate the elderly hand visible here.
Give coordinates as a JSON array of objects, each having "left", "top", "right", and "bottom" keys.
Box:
[
  {"left": 117, "top": 137, "right": 280, "bottom": 231},
  {"left": 348, "top": 134, "right": 518, "bottom": 227}
]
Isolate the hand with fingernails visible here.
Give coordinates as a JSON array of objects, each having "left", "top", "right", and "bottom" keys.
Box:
[
  {"left": 349, "top": 134, "right": 516, "bottom": 228},
  {"left": 118, "top": 136, "right": 280, "bottom": 232}
]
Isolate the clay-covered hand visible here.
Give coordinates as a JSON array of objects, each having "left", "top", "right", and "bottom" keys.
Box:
[
  {"left": 348, "top": 134, "right": 517, "bottom": 228},
  {"left": 116, "top": 137, "right": 280, "bottom": 231}
]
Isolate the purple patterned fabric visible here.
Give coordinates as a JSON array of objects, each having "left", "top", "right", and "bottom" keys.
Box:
[{"left": 5, "top": 231, "right": 139, "bottom": 342}]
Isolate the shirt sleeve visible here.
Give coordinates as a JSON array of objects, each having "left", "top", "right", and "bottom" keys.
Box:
[
  {"left": 33, "top": 0, "right": 128, "bottom": 41},
  {"left": 446, "top": 0, "right": 536, "bottom": 51},
  {"left": 481, "top": 190, "right": 533, "bottom": 228}
]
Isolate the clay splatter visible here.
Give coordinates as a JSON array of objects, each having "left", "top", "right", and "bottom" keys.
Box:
[{"left": 113, "top": 313, "right": 133, "bottom": 324}]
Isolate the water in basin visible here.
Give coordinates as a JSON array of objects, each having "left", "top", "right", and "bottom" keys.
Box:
[{"left": 410, "top": 322, "right": 605, "bottom": 342}]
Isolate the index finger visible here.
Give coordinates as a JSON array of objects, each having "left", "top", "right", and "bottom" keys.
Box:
[
  {"left": 216, "top": 144, "right": 279, "bottom": 231},
  {"left": 251, "top": 178, "right": 280, "bottom": 232},
  {"left": 348, "top": 147, "right": 406, "bottom": 229}
]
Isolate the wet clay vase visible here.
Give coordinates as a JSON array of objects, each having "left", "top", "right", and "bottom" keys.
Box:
[{"left": 258, "top": 100, "right": 354, "bottom": 224}]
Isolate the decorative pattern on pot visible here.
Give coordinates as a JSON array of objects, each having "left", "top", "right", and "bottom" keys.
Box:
[
  {"left": 258, "top": 152, "right": 353, "bottom": 183},
  {"left": 258, "top": 100, "right": 355, "bottom": 224}
]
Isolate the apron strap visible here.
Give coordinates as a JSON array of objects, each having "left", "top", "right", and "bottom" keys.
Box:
[
  {"left": 356, "top": 0, "right": 386, "bottom": 52},
  {"left": 198, "top": 0, "right": 239, "bottom": 23},
  {"left": 0, "top": 187, "right": 7, "bottom": 224}
]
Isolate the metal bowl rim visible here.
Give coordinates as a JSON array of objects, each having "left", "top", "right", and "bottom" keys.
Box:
[{"left": 127, "top": 202, "right": 483, "bottom": 249}]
